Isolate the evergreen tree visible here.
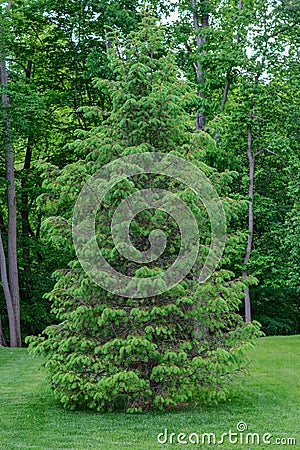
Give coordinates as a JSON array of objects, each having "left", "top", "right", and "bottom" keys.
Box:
[{"left": 27, "top": 16, "right": 260, "bottom": 412}]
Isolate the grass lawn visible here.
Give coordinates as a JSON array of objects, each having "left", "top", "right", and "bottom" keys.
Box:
[{"left": 0, "top": 336, "right": 299, "bottom": 449}]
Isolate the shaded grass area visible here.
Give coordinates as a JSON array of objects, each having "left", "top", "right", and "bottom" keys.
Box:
[{"left": 0, "top": 336, "right": 299, "bottom": 449}]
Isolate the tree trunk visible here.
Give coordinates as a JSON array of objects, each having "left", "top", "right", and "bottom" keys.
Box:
[
  {"left": 0, "top": 1, "right": 22, "bottom": 347},
  {"left": 220, "top": 71, "right": 231, "bottom": 113}
]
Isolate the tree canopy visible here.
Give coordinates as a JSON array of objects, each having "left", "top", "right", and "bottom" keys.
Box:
[{"left": 0, "top": 0, "right": 299, "bottom": 409}]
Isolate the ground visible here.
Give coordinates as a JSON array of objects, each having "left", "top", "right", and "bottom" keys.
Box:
[{"left": 0, "top": 336, "right": 299, "bottom": 449}]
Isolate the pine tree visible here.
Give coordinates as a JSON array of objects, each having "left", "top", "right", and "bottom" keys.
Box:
[{"left": 27, "top": 16, "right": 261, "bottom": 412}]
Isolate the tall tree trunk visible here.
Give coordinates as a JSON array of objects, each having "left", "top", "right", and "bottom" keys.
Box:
[
  {"left": 241, "top": 61, "right": 264, "bottom": 323},
  {"left": 0, "top": 1, "right": 22, "bottom": 347},
  {"left": 191, "top": 0, "right": 209, "bottom": 131}
]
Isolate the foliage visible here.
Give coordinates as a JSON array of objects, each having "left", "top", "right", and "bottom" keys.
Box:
[
  {"left": 170, "top": 0, "right": 300, "bottom": 333},
  {"left": 0, "top": 0, "right": 298, "bottom": 347},
  {"left": 0, "top": 0, "right": 143, "bottom": 341}
]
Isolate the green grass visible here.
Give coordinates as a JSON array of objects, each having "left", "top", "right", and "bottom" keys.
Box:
[{"left": 0, "top": 336, "right": 299, "bottom": 449}]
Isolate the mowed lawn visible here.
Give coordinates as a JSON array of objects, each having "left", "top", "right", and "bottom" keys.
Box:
[{"left": 0, "top": 336, "right": 299, "bottom": 450}]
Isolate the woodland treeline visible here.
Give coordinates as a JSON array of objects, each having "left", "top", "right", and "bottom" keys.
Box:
[{"left": 0, "top": 0, "right": 300, "bottom": 348}]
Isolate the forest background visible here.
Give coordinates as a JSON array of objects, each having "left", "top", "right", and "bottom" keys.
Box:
[{"left": 0, "top": 0, "right": 299, "bottom": 348}]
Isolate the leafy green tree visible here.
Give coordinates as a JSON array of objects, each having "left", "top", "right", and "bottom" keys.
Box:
[
  {"left": 0, "top": 0, "right": 144, "bottom": 343},
  {"left": 27, "top": 17, "right": 260, "bottom": 412},
  {"left": 171, "top": 0, "right": 300, "bottom": 330}
]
